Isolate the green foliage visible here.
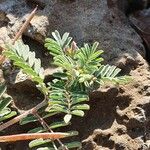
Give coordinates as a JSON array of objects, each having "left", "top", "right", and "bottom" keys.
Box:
[
  {"left": 0, "top": 84, "right": 17, "bottom": 122},
  {"left": 47, "top": 79, "right": 90, "bottom": 123},
  {"left": 45, "top": 31, "right": 130, "bottom": 90},
  {"left": 3, "top": 41, "right": 48, "bottom": 94},
  {"left": 29, "top": 131, "right": 79, "bottom": 149},
  {"left": 2, "top": 30, "right": 130, "bottom": 149},
  {"left": 94, "top": 64, "right": 131, "bottom": 84},
  {"left": 29, "top": 141, "right": 81, "bottom": 150},
  {"left": 45, "top": 31, "right": 72, "bottom": 56}
]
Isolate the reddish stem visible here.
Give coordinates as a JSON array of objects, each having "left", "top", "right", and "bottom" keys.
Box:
[
  {"left": 12, "top": 6, "right": 38, "bottom": 44},
  {"left": 0, "top": 132, "right": 69, "bottom": 142},
  {"left": 0, "top": 100, "right": 47, "bottom": 131}
]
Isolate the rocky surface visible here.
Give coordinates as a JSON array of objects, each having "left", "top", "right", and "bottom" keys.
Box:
[
  {"left": 0, "top": 0, "right": 150, "bottom": 150},
  {"left": 129, "top": 8, "right": 150, "bottom": 62}
]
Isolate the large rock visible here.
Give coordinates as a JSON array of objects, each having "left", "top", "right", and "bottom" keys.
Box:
[
  {"left": 0, "top": 0, "right": 150, "bottom": 150},
  {"left": 0, "top": 0, "right": 145, "bottom": 64}
]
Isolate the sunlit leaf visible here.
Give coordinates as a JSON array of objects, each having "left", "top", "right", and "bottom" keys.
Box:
[
  {"left": 29, "top": 138, "right": 51, "bottom": 148},
  {"left": 3, "top": 41, "right": 45, "bottom": 88},
  {"left": 60, "top": 141, "right": 82, "bottom": 149},
  {"left": 0, "top": 111, "right": 17, "bottom": 122},
  {"left": 71, "top": 104, "right": 90, "bottom": 110},
  {"left": 71, "top": 110, "right": 84, "bottom": 117},
  {"left": 28, "top": 121, "right": 69, "bottom": 133},
  {"left": 0, "top": 84, "right": 6, "bottom": 98},
  {"left": 37, "top": 147, "right": 54, "bottom": 150},
  {"left": 0, "top": 108, "right": 11, "bottom": 117},
  {"left": 64, "top": 114, "right": 72, "bottom": 124}
]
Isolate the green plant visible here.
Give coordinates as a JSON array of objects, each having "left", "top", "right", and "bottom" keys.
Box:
[
  {"left": 0, "top": 83, "right": 17, "bottom": 123},
  {"left": 1, "top": 30, "right": 130, "bottom": 149}
]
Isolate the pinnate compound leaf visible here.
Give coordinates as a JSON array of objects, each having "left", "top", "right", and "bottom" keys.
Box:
[
  {"left": 45, "top": 30, "right": 73, "bottom": 56},
  {"left": 3, "top": 41, "right": 47, "bottom": 94}
]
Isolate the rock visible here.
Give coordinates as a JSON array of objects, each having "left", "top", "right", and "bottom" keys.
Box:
[
  {"left": 115, "top": 142, "right": 127, "bottom": 150},
  {"left": 0, "top": 27, "right": 11, "bottom": 46},
  {"left": 129, "top": 8, "right": 150, "bottom": 61},
  {"left": 145, "top": 140, "right": 150, "bottom": 149},
  {"left": 0, "top": 0, "right": 146, "bottom": 65},
  {"left": 127, "top": 0, "right": 149, "bottom": 13},
  {"left": 7, "top": 79, "right": 44, "bottom": 110},
  {"left": 0, "top": 11, "right": 9, "bottom": 27}
]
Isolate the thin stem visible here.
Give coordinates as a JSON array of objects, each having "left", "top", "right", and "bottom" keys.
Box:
[
  {"left": 33, "top": 112, "right": 53, "bottom": 132},
  {"left": 34, "top": 112, "right": 68, "bottom": 150},
  {"left": 0, "top": 99, "right": 47, "bottom": 131},
  {"left": 0, "top": 55, "right": 5, "bottom": 64},
  {"left": 12, "top": 6, "right": 38, "bottom": 44},
  {"left": 0, "top": 6, "right": 37, "bottom": 64},
  {"left": 52, "top": 142, "right": 59, "bottom": 150},
  {"left": 64, "top": 91, "right": 71, "bottom": 111},
  {"left": 33, "top": 112, "right": 59, "bottom": 150}
]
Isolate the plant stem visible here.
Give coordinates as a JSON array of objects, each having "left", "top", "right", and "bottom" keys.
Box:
[
  {"left": 0, "top": 99, "right": 47, "bottom": 131},
  {"left": 33, "top": 112, "right": 60, "bottom": 150},
  {"left": 34, "top": 112, "right": 68, "bottom": 150},
  {"left": 0, "top": 132, "right": 69, "bottom": 142},
  {"left": 33, "top": 112, "right": 53, "bottom": 132},
  {"left": 12, "top": 6, "right": 38, "bottom": 44},
  {"left": 0, "top": 6, "right": 37, "bottom": 64}
]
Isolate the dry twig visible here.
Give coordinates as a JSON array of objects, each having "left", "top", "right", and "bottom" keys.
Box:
[
  {"left": 12, "top": 6, "right": 38, "bottom": 44},
  {"left": 0, "top": 6, "right": 38, "bottom": 64},
  {"left": 0, "top": 99, "right": 47, "bottom": 131},
  {"left": 0, "top": 132, "right": 69, "bottom": 142}
]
